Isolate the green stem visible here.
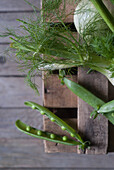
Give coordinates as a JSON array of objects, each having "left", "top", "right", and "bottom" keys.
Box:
[{"left": 90, "top": 0, "right": 114, "bottom": 32}]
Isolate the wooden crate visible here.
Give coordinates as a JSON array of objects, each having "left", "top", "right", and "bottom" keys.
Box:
[{"left": 42, "top": 0, "right": 113, "bottom": 154}]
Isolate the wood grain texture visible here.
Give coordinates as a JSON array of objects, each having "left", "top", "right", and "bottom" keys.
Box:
[
  {"left": 44, "top": 74, "right": 77, "bottom": 108},
  {"left": 1, "top": 138, "right": 114, "bottom": 168},
  {"left": 0, "top": 169, "right": 112, "bottom": 170},
  {"left": 0, "top": 77, "right": 42, "bottom": 108},
  {"left": 77, "top": 67, "right": 108, "bottom": 154},
  {"left": 0, "top": 0, "right": 40, "bottom": 12},
  {"left": 44, "top": 117, "right": 77, "bottom": 153},
  {"left": 0, "top": 109, "right": 43, "bottom": 139},
  {"left": 0, "top": 12, "right": 40, "bottom": 43},
  {"left": 0, "top": 44, "right": 24, "bottom": 75}
]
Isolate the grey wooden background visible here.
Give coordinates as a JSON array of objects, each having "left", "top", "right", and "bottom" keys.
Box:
[{"left": 0, "top": 0, "right": 114, "bottom": 169}]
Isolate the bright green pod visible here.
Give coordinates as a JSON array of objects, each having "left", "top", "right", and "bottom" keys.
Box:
[
  {"left": 98, "top": 100, "right": 114, "bottom": 113},
  {"left": 15, "top": 120, "right": 81, "bottom": 146},
  {"left": 63, "top": 78, "right": 114, "bottom": 124},
  {"left": 24, "top": 101, "right": 84, "bottom": 144},
  {"left": 64, "top": 77, "right": 105, "bottom": 110}
]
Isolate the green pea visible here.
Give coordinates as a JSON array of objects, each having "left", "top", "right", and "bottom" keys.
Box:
[
  {"left": 71, "top": 133, "right": 75, "bottom": 137},
  {"left": 50, "top": 134, "right": 55, "bottom": 139},
  {"left": 61, "top": 126, "right": 66, "bottom": 130},
  {"left": 32, "top": 105, "right": 36, "bottom": 110},
  {"left": 50, "top": 118, "right": 55, "bottom": 122},
  {"left": 63, "top": 136, "right": 67, "bottom": 141},
  {"left": 26, "top": 126, "right": 30, "bottom": 131},
  {"left": 40, "top": 111, "right": 45, "bottom": 115},
  {"left": 37, "top": 130, "right": 42, "bottom": 136}
]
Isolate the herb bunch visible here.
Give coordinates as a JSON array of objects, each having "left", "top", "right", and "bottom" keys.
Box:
[{"left": 0, "top": 0, "right": 114, "bottom": 93}]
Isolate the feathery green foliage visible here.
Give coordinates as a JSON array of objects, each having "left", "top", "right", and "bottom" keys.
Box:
[{"left": 0, "top": 0, "right": 114, "bottom": 93}]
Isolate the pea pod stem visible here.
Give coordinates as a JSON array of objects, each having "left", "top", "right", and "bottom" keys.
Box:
[
  {"left": 24, "top": 101, "right": 84, "bottom": 144},
  {"left": 90, "top": 0, "right": 114, "bottom": 32},
  {"left": 15, "top": 120, "right": 80, "bottom": 146}
]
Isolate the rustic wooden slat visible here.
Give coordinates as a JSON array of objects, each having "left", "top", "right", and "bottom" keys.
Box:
[
  {"left": 44, "top": 117, "right": 77, "bottom": 153},
  {"left": 0, "top": 0, "right": 40, "bottom": 12},
  {"left": 77, "top": 67, "right": 108, "bottom": 154},
  {"left": 0, "top": 109, "right": 43, "bottom": 139},
  {"left": 0, "top": 12, "right": 40, "bottom": 43},
  {"left": 0, "top": 77, "right": 42, "bottom": 108},
  {"left": 0, "top": 44, "right": 24, "bottom": 75},
  {"left": 44, "top": 74, "right": 77, "bottom": 108},
  {"left": 1, "top": 138, "right": 114, "bottom": 168},
  {"left": 0, "top": 169, "right": 92, "bottom": 170}
]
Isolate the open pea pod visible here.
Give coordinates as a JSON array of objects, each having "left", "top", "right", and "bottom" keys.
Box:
[
  {"left": 15, "top": 120, "right": 80, "bottom": 146},
  {"left": 24, "top": 101, "right": 84, "bottom": 144},
  {"left": 63, "top": 78, "right": 114, "bottom": 125}
]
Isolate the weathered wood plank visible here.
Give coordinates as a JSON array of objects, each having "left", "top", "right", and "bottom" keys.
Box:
[
  {"left": 0, "top": 169, "right": 111, "bottom": 170},
  {"left": 44, "top": 117, "right": 77, "bottom": 153},
  {"left": 0, "top": 12, "right": 40, "bottom": 43},
  {"left": 0, "top": 77, "right": 42, "bottom": 108},
  {"left": 77, "top": 67, "right": 108, "bottom": 154},
  {"left": 0, "top": 44, "right": 24, "bottom": 75},
  {"left": 0, "top": 109, "right": 43, "bottom": 139},
  {"left": 1, "top": 138, "right": 114, "bottom": 168},
  {"left": 44, "top": 74, "right": 77, "bottom": 108},
  {"left": 0, "top": 0, "right": 40, "bottom": 12}
]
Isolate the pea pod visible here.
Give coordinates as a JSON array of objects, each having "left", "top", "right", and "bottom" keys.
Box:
[
  {"left": 24, "top": 101, "right": 84, "bottom": 144},
  {"left": 16, "top": 120, "right": 80, "bottom": 146},
  {"left": 64, "top": 77, "right": 105, "bottom": 110},
  {"left": 63, "top": 77, "right": 114, "bottom": 124},
  {"left": 97, "top": 100, "right": 114, "bottom": 113}
]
